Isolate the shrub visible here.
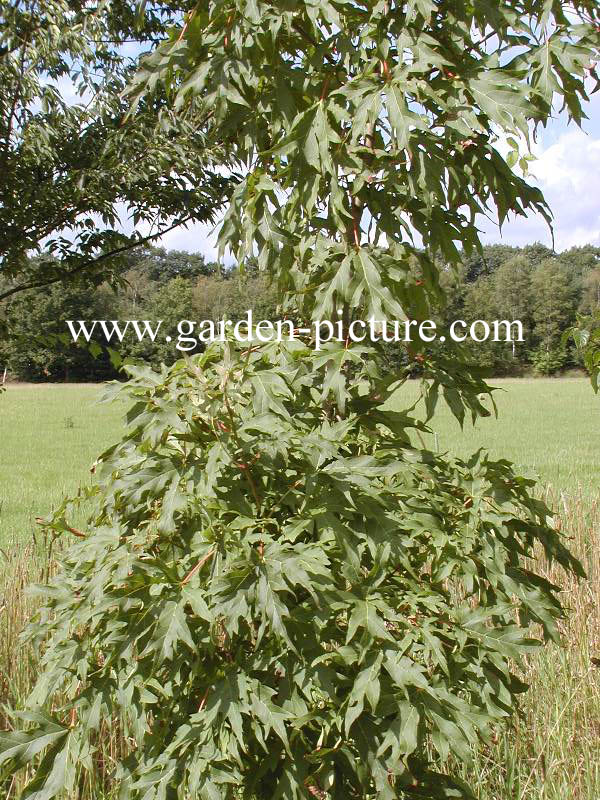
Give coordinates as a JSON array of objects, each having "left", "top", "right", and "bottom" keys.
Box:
[
  {"left": 2, "top": 342, "right": 582, "bottom": 798},
  {"left": 531, "top": 347, "right": 569, "bottom": 376}
]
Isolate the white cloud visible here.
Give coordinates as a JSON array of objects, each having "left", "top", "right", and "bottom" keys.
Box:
[
  {"left": 159, "top": 220, "right": 224, "bottom": 262},
  {"left": 480, "top": 127, "right": 600, "bottom": 250}
]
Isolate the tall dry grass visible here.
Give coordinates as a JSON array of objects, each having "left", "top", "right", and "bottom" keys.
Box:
[
  {"left": 0, "top": 491, "right": 598, "bottom": 799},
  {"left": 451, "top": 488, "right": 600, "bottom": 799},
  {"left": 0, "top": 536, "right": 125, "bottom": 800}
]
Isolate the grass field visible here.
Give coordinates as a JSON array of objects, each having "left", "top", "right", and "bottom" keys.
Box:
[
  {"left": 0, "top": 383, "right": 125, "bottom": 544},
  {"left": 396, "top": 377, "right": 600, "bottom": 496},
  {"left": 1, "top": 378, "right": 598, "bottom": 543},
  {"left": 0, "top": 378, "right": 599, "bottom": 799}
]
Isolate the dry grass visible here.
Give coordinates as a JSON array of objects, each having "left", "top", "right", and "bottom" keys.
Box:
[
  {"left": 450, "top": 488, "right": 600, "bottom": 800},
  {"left": 0, "top": 542, "right": 127, "bottom": 800}
]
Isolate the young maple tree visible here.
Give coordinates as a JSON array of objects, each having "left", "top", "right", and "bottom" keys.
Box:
[{"left": 2, "top": 2, "right": 599, "bottom": 799}]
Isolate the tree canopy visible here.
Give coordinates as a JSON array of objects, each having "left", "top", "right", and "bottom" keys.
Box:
[
  {"left": 0, "top": 0, "right": 230, "bottom": 305},
  {"left": 129, "top": 0, "right": 599, "bottom": 331}
]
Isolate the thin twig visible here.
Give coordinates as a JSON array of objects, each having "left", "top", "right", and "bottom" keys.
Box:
[
  {"left": 35, "top": 518, "right": 86, "bottom": 538},
  {"left": 223, "top": 395, "right": 262, "bottom": 515},
  {"left": 180, "top": 548, "right": 216, "bottom": 585},
  {"left": 0, "top": 216, "right": 194, "bottom": 303}
]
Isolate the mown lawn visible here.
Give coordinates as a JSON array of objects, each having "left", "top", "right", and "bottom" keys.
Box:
[
  {"left": 394, "top": 376, "right": 600, "bottom": 496},
  {"left": 0, "top": 383, "right": 125, "bottom": 544}
]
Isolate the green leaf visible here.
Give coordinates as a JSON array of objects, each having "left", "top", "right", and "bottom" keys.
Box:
[
  {"left": 0, "top": 716, "right": 68, "bottom": 769},
  {"left": 144, "top": 601, "right": 195, "bottom": 662},
  {"left": 21, "top": 734, "right": 72, "bottom": 800}
]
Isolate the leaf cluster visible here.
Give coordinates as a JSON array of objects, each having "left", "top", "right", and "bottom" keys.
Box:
[{"left": 0, "top": 0, "right": 230, "bottom": 303}]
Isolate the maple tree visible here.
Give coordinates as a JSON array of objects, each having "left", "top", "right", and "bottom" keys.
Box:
[{"left": 2, "top": 2, "right": 599, "bottom": 799}]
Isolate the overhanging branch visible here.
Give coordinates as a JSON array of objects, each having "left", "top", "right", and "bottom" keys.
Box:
[{"left": 0, "top": 215, "right": 196, "bottom": 304}]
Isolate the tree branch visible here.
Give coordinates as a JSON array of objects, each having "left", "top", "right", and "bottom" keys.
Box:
[{"left": 0, "top": 216, "right": 195, "bottom": 303}]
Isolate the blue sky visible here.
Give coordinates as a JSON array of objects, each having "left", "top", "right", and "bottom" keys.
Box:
[{"left": 155, "top": 91, "right": 600, "bottom": 259}]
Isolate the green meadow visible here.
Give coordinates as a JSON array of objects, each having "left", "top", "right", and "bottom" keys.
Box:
[
  {"left": 1, "top": 378, "right": 598, "bottom": 544},
  {"left": 0, "top": 383, "right": 125, "bottom": 545},
  {"left": 398, "top": 377, "right": 600, "bottom": 496}
]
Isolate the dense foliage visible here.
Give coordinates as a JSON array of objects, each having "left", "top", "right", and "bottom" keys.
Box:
[
  {"left": 1, "top": 345, "right": 582, "bottom": 800},
  {"left": 568, "top": 309, "right": 600, "bottom": 391},
  {"left": 2, "top": 2, "right": 599, "bottom": 799},
  {"left": 0, "top": 0, "right": 230, "bottom": 305}
]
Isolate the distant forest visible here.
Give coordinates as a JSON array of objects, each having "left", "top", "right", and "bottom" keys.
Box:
[{"left": 1, "top": 241, "right": 599, "bottom": 381}]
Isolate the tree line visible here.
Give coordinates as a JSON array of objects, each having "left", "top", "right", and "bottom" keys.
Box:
[
  {"left": 440, "top": 242, "right": 600, "bottom": 375},
  {"left": 1, "top": 240, "right": 599, "bottom": 381},
  {"left": 0, "top": 246, "right": 279, "bottom": 381}
]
